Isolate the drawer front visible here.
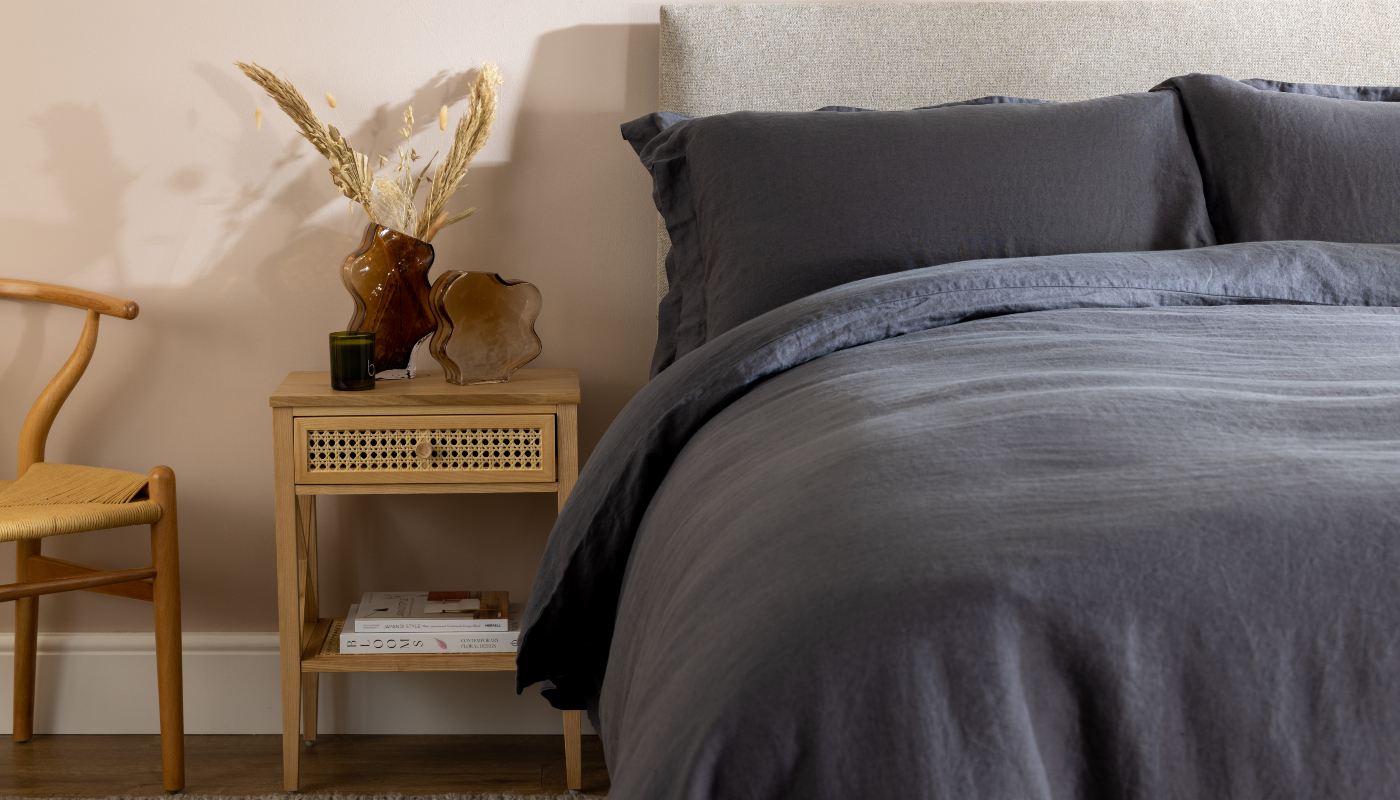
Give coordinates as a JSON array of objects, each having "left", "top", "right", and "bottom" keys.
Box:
[{"left": 295, "top": 414, "right": 556, "bottom": 485}]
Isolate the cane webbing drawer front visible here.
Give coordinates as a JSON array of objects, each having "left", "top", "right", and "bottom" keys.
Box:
[{"left": 294, "top": 414, "right": 556, "bottom": 484}]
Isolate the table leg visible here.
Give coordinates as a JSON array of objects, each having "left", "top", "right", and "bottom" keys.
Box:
[
  {"left": 563, "top": 709, "right": 582, "bottom": 791},
  {"left": 556, "top": 404, "right": 578, "bottom": 511},
  {"left": 558, "top": 404, "right": 583, "bottom": 792},
  {"left": 273, "top": 407, "right": 302, "bottom": 791},
  {"left": 301, "top": 673, "right": 319, "bottom": 745},
  {"left": 298, "top": 496, "right": 320, "bottom": 745}
]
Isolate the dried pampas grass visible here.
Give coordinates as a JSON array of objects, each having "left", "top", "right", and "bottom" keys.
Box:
[
  {"left": 417, "top": 64, "right": 501, "bottom": 240},
  {"left": 236, "top": 60, "right": 502, "bottom": 242}
]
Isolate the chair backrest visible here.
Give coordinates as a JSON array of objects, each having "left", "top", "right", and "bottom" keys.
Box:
[{"left": 0, "top": 280, "right": 139, "bottom": 477}]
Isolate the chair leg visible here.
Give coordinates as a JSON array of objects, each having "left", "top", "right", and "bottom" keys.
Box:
[
  {"left": 12, "top": 539, "right": 40, "bottom": 743},
  {"left": 148, "top": 466, "right": 184, "bottom": 792}
]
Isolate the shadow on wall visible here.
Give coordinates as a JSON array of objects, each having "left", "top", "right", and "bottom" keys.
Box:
[
  {"left": 0, "top": 103, "right": 147, "bottom": 457},
  {"left": 0, "top": 104, "right": 136, "bottom": 285},
  {"left": 429, "top": 23, "right": 662, "bottom": 456}
]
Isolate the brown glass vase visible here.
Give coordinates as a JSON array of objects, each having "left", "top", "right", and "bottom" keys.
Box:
[
  {"left": 340, "top": 223, "right": 436, "bottom": 379},
  {"left": 429, "top": 271, "right": 543, "bottom": 385}
]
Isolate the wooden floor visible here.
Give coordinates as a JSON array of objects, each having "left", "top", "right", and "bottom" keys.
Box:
[{"left": 0, "top": 734, "right": 610, "bottom": 796}]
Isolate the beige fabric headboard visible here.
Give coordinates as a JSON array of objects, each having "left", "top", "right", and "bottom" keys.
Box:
[{"left": 653, "top": 0, "right": 1400, "bottom": 301}]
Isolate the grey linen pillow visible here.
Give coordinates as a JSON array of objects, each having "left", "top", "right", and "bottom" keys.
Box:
[
  {"left": 623, "top": 92, "right": 1215, "bottom": 374},
  {"left": 1152, "top": 73, "right": 1400, "bottom": 244}
]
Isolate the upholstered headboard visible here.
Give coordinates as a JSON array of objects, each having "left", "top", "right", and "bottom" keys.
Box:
[{"left": 653, "top": 0, "right": 1400, "bottom": 300}]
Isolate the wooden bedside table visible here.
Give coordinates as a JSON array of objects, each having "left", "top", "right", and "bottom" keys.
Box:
[{"left": 269, "top": 368, "right": 582, "bottom": 792}]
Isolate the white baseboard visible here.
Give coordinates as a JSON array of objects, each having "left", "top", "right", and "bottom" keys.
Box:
[{"left": 0, "top": 632, "right": 591, "bottom": 735}]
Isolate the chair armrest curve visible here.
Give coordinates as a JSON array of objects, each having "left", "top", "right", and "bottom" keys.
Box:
[{"left": 0, "top": 279, "right": 138, "bottom": 319}]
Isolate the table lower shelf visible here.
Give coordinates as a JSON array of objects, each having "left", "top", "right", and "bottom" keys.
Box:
[{"left": 301, "top": 618, "right": 517, "bottom": 673}]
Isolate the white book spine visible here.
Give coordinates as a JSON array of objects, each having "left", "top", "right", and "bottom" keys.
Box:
[
  {"left": 354, "top": 619, "right": 508, "bottom": 632},
  {"left": 339, "top": 604, "right": 521, "bottom": 654},
  {"left": 355, "top": 619, "right": 509, "bottom": 633},
  {"left": 338, "top": 630, "right": 519, "bottom": 654}
]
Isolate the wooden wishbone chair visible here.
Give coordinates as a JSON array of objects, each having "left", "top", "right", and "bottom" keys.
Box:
[{"left": 0, "top": 279, "right": 183, "bottom": 792}]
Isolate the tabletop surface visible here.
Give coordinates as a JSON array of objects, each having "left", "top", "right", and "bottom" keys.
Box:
[{"left": 269, "top": 369, "right": 580, "bottom": 408}]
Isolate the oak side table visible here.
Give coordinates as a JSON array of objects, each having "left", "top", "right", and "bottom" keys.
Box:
[{"left": 269, "top": 368, "right": 582, "bottom": 792}]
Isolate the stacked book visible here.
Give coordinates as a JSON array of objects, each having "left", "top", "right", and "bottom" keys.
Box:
[{"left": 339, "top": 591, "right": 520, "bottom": 654}]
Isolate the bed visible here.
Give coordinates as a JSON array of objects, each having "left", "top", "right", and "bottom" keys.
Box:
[{"left": 519, "top": 3, "right": 1400, "bottom": 797}]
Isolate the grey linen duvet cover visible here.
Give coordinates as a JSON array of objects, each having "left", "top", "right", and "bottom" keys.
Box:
[{"left": 519, "top": 241, "right": 1400, "bottom": 799}]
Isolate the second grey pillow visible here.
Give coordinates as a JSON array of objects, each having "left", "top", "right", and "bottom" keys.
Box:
[{"left": 1153, "top": 73, "right": 1400, "bottom": 244}]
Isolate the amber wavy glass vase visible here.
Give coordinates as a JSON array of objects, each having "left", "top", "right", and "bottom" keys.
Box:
[
  {"left": 429, "top": 271, "right": 543, "bottom": 385},
  {"left": 340, "top": 223, "right": 436, "bottom": 378}
]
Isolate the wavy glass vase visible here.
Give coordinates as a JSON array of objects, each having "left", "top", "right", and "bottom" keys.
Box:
[
  {"left": 429, "top": 271, "right": 543, "bottom": 385},
  {"left": 340, "top": 223, "right": 436, "bottom": 380}
]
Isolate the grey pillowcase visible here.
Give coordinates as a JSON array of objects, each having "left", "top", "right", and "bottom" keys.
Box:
[
  {"left": 631, "top": 101, "right": 1052, "bottom": 376},
  {"left": 1152, "top": 73, "right": 1400, "bottom": 244},
  {"left": 632, "top": 100, "right": 1053, "bottom": 376},
  {"left": 623, "top": 93, "right": 1215, "bottom": 374}
]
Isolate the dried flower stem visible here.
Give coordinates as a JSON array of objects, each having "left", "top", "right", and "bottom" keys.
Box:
[{"left": 422, "top": 213, "right": 449, "bottom": 243}]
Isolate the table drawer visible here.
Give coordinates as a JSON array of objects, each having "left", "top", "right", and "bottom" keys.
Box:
[{"left": 295, "top": 414, "right": 556, "bottom": 485}]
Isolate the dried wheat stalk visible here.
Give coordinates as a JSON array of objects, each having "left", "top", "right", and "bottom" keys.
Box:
[{"left": 236, "top": 61, "right": 378, "bottom": 224}]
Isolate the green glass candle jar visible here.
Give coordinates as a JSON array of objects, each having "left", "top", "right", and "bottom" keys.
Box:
[{"left": 329, "top": 331, "right": 375, "bottom": 391}]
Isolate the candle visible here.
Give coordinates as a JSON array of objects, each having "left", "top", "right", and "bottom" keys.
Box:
[{"left": 329, "top": 331, "right": 375, "bottom": 391}]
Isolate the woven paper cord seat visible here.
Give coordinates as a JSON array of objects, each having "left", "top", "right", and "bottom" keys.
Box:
[
  {"left": 0, "top": 501, "right": 162, "bottom": 543},
  {"left": 0, "top": 463, "right": 161, "bottom": 542}
]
